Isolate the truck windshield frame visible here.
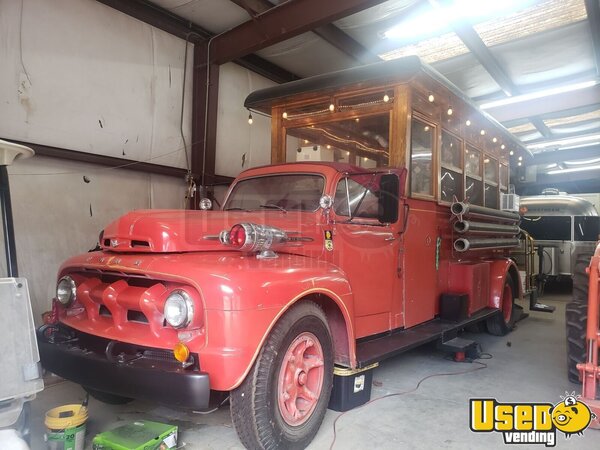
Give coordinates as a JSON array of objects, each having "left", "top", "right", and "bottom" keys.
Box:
[{"left": 223, "top": 173, "right": 326, "bottom": 212}]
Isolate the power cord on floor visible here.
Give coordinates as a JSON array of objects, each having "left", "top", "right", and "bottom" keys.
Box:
[
  {"left": 192, "top": 395, "right": 230, "bottom": 415},
  {"left": 329, "top": 354, "right": 491, "bottom": 450}
]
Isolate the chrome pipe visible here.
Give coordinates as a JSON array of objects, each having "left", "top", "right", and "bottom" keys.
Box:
[
  {"left": 453, "top": 220, "right": 520, "bottom": 236},
  {"left": 453, "top": 237, "right": 520, "bottom": 252},
  {"left": 451, "top": 202, "right": 520, "bottom": 223}
]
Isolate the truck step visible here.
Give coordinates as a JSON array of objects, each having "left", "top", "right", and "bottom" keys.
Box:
[
  {"left": 355, "top": 307, "right": 498, "bottom": 368},
  {"left": 437, "top": 337, "right": 477, "bottom": 353}
]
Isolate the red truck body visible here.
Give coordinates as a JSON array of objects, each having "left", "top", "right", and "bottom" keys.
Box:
[{"left": 38, "top": 56, "right": 528, "bottom": 449}]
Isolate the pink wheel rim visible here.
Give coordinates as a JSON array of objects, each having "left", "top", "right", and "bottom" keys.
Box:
[
  {"left": 277, "top": 331, "right": 325, "bottom": 426},
  {"left": 502, "top": 282, "right": 513, "bottom": 323}
]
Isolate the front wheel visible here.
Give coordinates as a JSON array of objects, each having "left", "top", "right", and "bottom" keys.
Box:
[
  {"left": 230, "top": 301, "right": 333, "bottom": 450},
  {"left": 486, "top": 276, "right": 517, "bottom": 336}
]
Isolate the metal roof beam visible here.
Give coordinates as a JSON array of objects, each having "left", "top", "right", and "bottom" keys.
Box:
[
  {"left": 97, "top": 0, "right": 298, "bottom": 83},
  {"left": 585, "top": 0, "right": 600, "bottom": 76},
  {"left": 211, "top": 0, "right": 390, "bottom": 64},
  {"left": 531, "top": 145, "right": 600, "bottom": 165},
  {"left": 230, "top": 0, "right": 379, "bottom": 64},
  {"left": 484, "top": 84, "right": 600, "bottom": 123}
]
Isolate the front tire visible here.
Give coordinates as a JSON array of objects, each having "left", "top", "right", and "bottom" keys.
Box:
[
  {"left": 566, "top": 252, "right": 592, "bottom": 383},
  {"left": 230, "top": 301, "right": 333, "bottom": 450},
  {"left": 486, "top": 276, "right": 517, "bottom": 336}
]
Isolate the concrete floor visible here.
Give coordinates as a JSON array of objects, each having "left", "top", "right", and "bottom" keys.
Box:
[{"left": 29, "top": 289, "right": 599, "bottom": 449}]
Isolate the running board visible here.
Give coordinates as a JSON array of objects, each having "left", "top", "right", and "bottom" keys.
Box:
[{"left": 356, "top": 308, "right": 499, "bottom": 368}]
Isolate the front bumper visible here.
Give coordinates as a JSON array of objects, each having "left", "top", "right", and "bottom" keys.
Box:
[{"left": 37, "top": 325, "right": 210, "bottom": 410}]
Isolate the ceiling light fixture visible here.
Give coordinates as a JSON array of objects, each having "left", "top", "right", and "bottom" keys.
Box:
[
  {"left": 384, "top": 0, "right": 524, "bottom": 41},
  {"left": 526, "top": 134, "right": 600, "bottom": 150},
  {"left": 480, "top": 80, "right": 598, "bottom": 109},
  {"left": 547, "top": 163, "right": 600, "bottom": 175}
]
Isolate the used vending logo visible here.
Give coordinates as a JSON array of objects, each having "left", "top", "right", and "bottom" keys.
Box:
[{"left": 469, "top": 394, "right": 595, "bottom": 446}]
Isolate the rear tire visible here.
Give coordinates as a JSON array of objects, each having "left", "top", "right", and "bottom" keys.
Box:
[
  {"left": 486, "top": 276, "right": 517, "bottom": 336},
  {"left": 566, "top": 252, "right": 592, "bottom": 383},
  {"left": 84, "top": 387, "right": 133, "bottom": 405},
  {"left": 230, "top": 301, "right": 333, "bottom": 450}
]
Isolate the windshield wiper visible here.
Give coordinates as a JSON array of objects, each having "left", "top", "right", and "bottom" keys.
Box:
[
  {"left": 260, "top": 203, "right": 287, "bottom": 213},
  {"left": 224, "top": 207, "right": 246, "bottom": 211}
]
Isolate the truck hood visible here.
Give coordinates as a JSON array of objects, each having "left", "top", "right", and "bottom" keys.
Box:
[{"left": 100, "top": 209, "right": 320, "bottom": 253}]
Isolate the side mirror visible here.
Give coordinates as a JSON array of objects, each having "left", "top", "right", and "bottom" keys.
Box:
[{"left": 378, "top": 174, "right": 399, "bottom": 223}]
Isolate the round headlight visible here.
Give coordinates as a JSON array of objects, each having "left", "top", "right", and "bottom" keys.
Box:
[
  {"left": 199, "top": 198, "right": 212, "bottom": 210},
  {"left": 164, "top": 290, "right": 194, "bottom": 328},
  {"left": 56, "top": 276, "right": 76, "bottom": 306}
]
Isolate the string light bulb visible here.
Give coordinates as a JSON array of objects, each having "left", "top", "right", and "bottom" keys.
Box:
[
  {"left": 329, "top": 103, "right": 335, "bottom": 112},
  {"left": 480, "top": 129, "right": 486, "bottom": 135},
  {"left": 447, "top": 106, "right": 453, "bottom": 115},
  {"left": 501, "top": 144, "right": 506, "bottom": 150},
  {"left": 428, "top": 93, "right": 435, "bottom": 102},
  {"left": 509, "top": 150, "right": 514, "bottom": 156},
  {"left": 247, "top": 111, "right": 253, "bottom": 125},
  {"left": 492, "top": 137, "right": 497, "bottom": 143},
  {"left": 466, "top": 119, "right": 471, "bottom": 126},
  {"left": 282, "top": 111, "right": 288, "bottom": 119},
  {"left": 518, "top": 156, "right": 523, "bottom": 161},
  {"left": 517, "top": 161, "right": 522, "bottom": 166},
  {"left": 383, "top": 94, "right": 390, "bottom": 102}
]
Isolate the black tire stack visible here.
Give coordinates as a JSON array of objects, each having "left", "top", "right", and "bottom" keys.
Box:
[{"left": 566, "top": 252, "right": 593, "bottom": 383}]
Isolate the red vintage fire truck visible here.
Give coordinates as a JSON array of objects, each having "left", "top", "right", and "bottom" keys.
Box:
[{"left": 39, "top": 56, "right": 528, "bottom": 449}]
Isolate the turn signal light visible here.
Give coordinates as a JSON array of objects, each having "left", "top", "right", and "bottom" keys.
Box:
[{"left": 173, "top": 342, "right": 190, "bottom": 363}]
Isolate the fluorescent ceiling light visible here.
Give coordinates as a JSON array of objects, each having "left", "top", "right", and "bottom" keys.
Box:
[
  {"left": 480, "top": 80, "right": 598, "bottom": 109},
  {"left": 384, "top": 0, "right": 524, "bottom": 40},
  {"left": 547, "top": 164, "right": 600, "bottom": 175},
  {"left": 526, "top": 134, "right": 600, "bottom": 150},
  {"left": 564, "top": 157, "right": 600, "bottom": 165}
]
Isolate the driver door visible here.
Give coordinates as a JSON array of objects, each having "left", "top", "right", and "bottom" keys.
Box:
[{"left": 327, "top": 173, "right": 403, "bottom": 338}]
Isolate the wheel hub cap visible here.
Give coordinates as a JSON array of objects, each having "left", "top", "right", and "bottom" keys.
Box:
[{"left": 277, "top": 332, "right": 325, "bottom": 426}]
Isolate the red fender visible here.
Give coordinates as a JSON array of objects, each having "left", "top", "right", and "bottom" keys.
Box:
[{"left": 487, "top": 258, "right": 522, "bottom": 309}]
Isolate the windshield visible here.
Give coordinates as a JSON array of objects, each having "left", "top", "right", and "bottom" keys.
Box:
[
  {"left": 574, "top": 216, "right": 600, "bottom": 241},
  {"left": 520, "top": 216, "right": 571, "bottom": 241},
  {"left": 224, "top": 174, "right": 325, "bottom": 211}
]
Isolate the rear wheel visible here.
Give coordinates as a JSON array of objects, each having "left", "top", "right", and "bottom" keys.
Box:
[
  {"left": 84, "top": 387, "right": 133, "bottom": 405},
  {"left": 486, "top": 276, "right": 517, "bottom": 336},
  {"left": 230, "top": 301, "right": 333, "bottom": 450},
  {"left": 566, "top": 252, "right": 592, "bottom": 383}
]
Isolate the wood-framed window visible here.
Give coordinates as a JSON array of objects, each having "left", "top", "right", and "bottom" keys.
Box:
[
  {"left": 465, "top": 144, "right": 483, "bottom": 206},
  {"left": 440, "top": 129, "right": 463, "bottom": 203},
  {"left": 410, "top": 115, "right": 435, "bottom": 198},
  {"left": 484, "top": 156, "right": 499, "bottom": 209}
]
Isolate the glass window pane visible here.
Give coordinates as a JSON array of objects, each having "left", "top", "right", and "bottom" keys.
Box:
[
  {"left": 484, "top": 157, "right": 498, "bottom": 183},
  {"left": 225, "top": 174, "right": 325, "bottom": 211},
  {"left": 465, "top": 145, "right": 481, "bottom": 176},
  {"left": 574, "top": 216, "right": 600, "bottom": 241},
  {"left": 500, "top": 164, "right": 509, "bottom": 187},
  {"left": 484, "top": 183, "right": 499, "bottom": 209},
  {"left": 334, "top": 175, "right": 381, "bottom": 219},
  {"left": 520, "top": 216, "right": 571, "bottom": 241},
  {"left": 441, "top": 131, "right": 461, "bottom": 169},
  {"left": 286, "top": 114, "right": 390, "bottom": 167},
  {"left": 465, "top": 176, "right": 483, "bottom": 206},
  {"left": 441, "top": 168, "right": 462, "bottom": 203},
  {"left": 410, "top": 118, "right": 434, "bottom": 196}
]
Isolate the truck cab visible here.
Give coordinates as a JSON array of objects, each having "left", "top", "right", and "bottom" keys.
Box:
[{"left": 39, "top": 56, "right": 527, "bottom": 450}]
